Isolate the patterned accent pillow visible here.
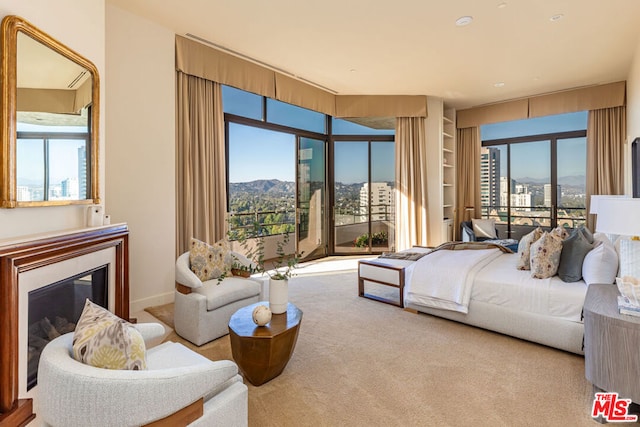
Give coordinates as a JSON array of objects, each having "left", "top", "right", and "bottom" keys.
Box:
[
  {"left": 72, "top": 299, "right": 146, "bottom": 370},
  {"left": 550, "top": 226, "right": 570, "bottom": 240},
  {"left": 530, "top": 232, "right": 563, "bottom": 279},
  {"left": 516, "top": 227, "right": 543, "bottom": 270},
  {"left": 189, "top": 237, "right": 233, "bottom": 282}
]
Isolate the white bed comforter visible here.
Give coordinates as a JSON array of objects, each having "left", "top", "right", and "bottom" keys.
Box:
[{"left": 406, "top": 248, "right": 502, "bottom": 313}]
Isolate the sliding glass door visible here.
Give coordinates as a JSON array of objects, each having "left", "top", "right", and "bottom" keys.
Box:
[
  {"left": 333, "top": 140, "right": 394, "bottom": 253},
  {"left": 297, "top": 137, "right": 326, "bottom": 260}
]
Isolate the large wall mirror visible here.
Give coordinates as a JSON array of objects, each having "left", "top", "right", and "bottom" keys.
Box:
[{"left": 0, "top": 15, "right": 99, "bottom": 208}]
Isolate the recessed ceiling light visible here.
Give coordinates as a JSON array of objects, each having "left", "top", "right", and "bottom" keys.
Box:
[
  {"left": 494, "top": 82, "right": 505, "bottom": 88},
  {"left": 349, "top": 69, "right": 357, "bottom": 73},
  {"left": 550, "top": 14, "right": 564, "bottom": 22},
  {"left": 455, "top": 16, "right": 473, "bottom": 26},
  {"left": 497, "top": 2, "right": 508, "bottom": 9}
]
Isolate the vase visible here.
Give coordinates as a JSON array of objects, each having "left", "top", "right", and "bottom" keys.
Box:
[{"left": 269, "top": 278, "right": 288, "bottom": 314}]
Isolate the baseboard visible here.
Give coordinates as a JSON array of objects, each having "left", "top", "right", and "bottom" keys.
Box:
[{"left": 130, "top": 291, "right": 174, "bottom": 314}]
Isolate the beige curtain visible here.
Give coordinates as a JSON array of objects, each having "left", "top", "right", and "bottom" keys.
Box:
[
  {"left": 176, "top": 71, "right": 227, "bottom": 255},
  {"left": 586, "top": 106, "right": 626, "bottom": 231},
  {"left": 395, "top": 117, "right": 428, "bottom": 250},
  {"left": 455, "top": 127, "right": 481, "bottom": 240}
]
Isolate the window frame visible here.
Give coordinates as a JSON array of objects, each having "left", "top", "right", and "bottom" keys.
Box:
[
  {"left": 16, "top": 130, "right": 91, "bottom": 202},
  {"left": 482, "top": 129, "right": 587, "bottom": 237}
]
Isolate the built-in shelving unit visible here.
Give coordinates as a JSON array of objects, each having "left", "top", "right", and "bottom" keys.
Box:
[
  {"left": 426, "top": 98, "right": 456, "bottom": 245},
  {"left": 442, "top": 107, "right": 456, "bottom": 241}
]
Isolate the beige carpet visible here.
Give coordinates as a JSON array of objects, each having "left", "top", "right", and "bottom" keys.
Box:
[
  {"left": 153, "top": 271, "right": 598, "bottom": 426},
  {"left": 144, "top": 302, "right": 174, "bottom": 329}
]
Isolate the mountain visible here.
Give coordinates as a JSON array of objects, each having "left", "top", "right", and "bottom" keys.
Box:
[
  {"left": 558, "top": 175, "right": 586, "bottom": 187},
  {"left": 230, "top": 179, "right": 295, "bottom": 194},
  {"left": 515, "top": 175, "right": 585, "bottom": 187}
]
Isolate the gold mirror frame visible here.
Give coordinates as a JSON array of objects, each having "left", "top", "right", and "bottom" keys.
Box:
[{"left": 0, "top": 15, "right": 100, "bottom": 208}]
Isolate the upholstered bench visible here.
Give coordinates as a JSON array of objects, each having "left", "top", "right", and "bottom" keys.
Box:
[{"left": 358, "top": 247, "right": 432, "bottom": 307}]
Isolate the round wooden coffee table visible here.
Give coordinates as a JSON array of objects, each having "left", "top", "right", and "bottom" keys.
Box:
[{"left": 228, "top": 301, "right": 302, "bottom": 386}]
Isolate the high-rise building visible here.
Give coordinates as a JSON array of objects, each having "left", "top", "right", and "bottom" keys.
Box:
[
  {"left": 499, "top": 177, "right": 515, "bottom": 208},
  {"left": 544, "top": 184, "right": 562, "bottom": 206},
  {"left": 480, "top": 147, "right": 500, "bottom": 209},
  {"left": 61, "top": 177, "right": 79, "bottom": 199},
  {"left": 78, "top": 146, "right": 87, "bottom": 199},
  {"left": 360, "top": 182, "right": 394, "bottom": 221}
]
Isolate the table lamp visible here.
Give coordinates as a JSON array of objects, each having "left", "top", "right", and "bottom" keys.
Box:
[
  {"left": 589, "top": 194, "right": 629, "bottom": 215},
  {"left": 596, "top": 197, "right": 640, "bottom": 278}
]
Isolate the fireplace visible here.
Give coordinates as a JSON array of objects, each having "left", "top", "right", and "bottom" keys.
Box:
[
  {"left": 0, "top": 224, "right": 129, "bottom": 427},
  {"left": 27, "top": 265, "right": 108, "bottom": 391}
]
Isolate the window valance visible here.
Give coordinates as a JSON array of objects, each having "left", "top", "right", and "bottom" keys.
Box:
[
  {"left": 175, "top": 35, "right": 428, "bottom": 118},
  {"left": 457, "top": 81, "right": 626, "bottom": 128}
]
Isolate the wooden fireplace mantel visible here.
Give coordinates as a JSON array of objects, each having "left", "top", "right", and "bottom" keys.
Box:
[{"left": 0, "top": 223, "right": 130, "bottom": 427}]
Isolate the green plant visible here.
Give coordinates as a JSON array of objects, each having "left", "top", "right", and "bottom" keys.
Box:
[
  {"left": 354, "top": 231, "right": 388, "bottom": 248},
  {"left": 229, "top": 220, "right": 266, "bottom": 276},
  {"left": 227, "top": 220, "right": 301, "bottom": 280},
  {"left": 267, "top": 231, "right": 301, "bottom": 281}
]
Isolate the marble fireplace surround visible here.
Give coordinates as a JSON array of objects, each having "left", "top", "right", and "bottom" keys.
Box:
[{"left": 0, "top": 224, "right": 130, "bottom": 427}]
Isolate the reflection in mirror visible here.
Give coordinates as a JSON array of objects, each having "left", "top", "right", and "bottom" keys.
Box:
[{"left": 1, "top": 15, "right": 99, "bottom": 208}]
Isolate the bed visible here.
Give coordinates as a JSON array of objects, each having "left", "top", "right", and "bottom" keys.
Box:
[{"left": 401, "top": 236, "right": 619, "bottom": 355}]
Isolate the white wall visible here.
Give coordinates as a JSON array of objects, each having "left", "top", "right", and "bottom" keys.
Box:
[
  {"left": 626, "top": 33, "right": 640, "bottom": 195},
  {"left": 105, "top": 4, "right": 176, "bottom": 312},
  {"left": 0, "top": 1, "right": 106, "bottom": 239}
]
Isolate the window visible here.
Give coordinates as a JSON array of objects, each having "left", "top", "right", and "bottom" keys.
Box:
[
  {"left": 223, "top": 85, "right": 396, "bottom": 256},
  {"left": 480, "top": 112, "right": 587, "bottom": 240},
  {"left": 16, "top": 110, "right": 90, "bottom": 202},
  {"left": 226, "top": 122, "right": 296, "bottom": 237}
]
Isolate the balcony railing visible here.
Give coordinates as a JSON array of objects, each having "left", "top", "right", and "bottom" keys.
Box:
[
  {"left": 481, "top": 205, "right": 587, "bottom": 239},
  {"left": 227, "top": 210, "right": 296, "bottom": 239}
]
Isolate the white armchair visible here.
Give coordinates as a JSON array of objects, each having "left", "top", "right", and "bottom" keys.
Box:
[
  {"left": 174, "top": 251, "right": 262, "bottom": 346},
  {"left": 37, "top": 323, "right": 248, "bottom": 427}
]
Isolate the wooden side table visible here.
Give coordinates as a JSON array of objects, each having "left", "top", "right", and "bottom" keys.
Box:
[
  {"left": 584, "top": 284, "right": 640, "bottom": 404},
  {"left": 228, "top": 302, "right": 302, "bottom": 386}
]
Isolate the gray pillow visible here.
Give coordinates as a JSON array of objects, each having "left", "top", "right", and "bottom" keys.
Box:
[
  {"left": 557, "top": 228, "right": 595, "bottom": 282},
  {"left": 578, "top": 226, "right": 594, "bottom": 244}
]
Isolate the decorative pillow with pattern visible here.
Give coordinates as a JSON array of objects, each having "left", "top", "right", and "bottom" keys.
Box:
[
  {"left": 550, "top": 226, "right": 570, "bottom": 240},
  {"left": 72, "top": 299, "right": 146, "bottom": 370},
  {"left": 530, "top": 232, "right": 563, "bottom": 279},
  {"left": 189, "top": 237, "right": 233, "bottom": 282},
  {"left": 516, "top": 227, "right": 543, "bottom": 270}
]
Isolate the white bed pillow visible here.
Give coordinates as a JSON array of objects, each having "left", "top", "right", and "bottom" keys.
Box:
[
  {"left": 582, "top": 234, "right": 618, "bottom": 286},
  {"left": 472, "top": 218, "right": 497, "bottom": 239}
]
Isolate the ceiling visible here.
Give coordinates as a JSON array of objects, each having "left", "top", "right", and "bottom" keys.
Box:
[{"left": 107, "top": 0, "right": 640, "bottom": 110}]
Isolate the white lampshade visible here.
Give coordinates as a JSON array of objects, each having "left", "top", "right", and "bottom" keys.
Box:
[
  {"left": 595, "top": 198, "right": 640, "bottom": 237},
  {"left": 590, "top": 194, "right": 629, "bottom": 215}
]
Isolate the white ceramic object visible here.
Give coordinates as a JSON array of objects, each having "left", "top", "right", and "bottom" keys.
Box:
[
  {"left": 252, "top": 304, "right": 272, "bottom": 326},
  {"left": 269, "top": 278, "right": 288, "bottom": 314},
  {"left": 617, "top": 276, "right": 640, "bottom": 306}
]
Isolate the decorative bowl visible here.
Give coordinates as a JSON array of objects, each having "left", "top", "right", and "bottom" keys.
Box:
[{"left": 616, "top": 276, "right": 640, "bottom": 306}]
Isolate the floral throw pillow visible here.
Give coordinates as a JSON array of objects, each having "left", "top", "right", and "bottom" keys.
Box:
[
  {"left": 516, "top": 227, "right": 543, "bottom": 270},
  {"left": 530, "top": 232, "right": 563, "bottom": 279},
  {"left": 72, "top": 299, "right": 146, "bottom": 370},
  {"left": 189, "top": 237, "right": 233, "bottom": 282},
  {"left": 550, "top": 226, "right": 569, "bottom": 240}
]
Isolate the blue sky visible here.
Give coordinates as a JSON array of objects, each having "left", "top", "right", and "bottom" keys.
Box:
[
  {"left": 228, "top": 123, "right": 395, "bottom": 184},
  {"left": 16, "top": 121, "right": 85, "bottom": 184},
  {"left": 481, "top": 111, "right": 588, "bottom": 180}
]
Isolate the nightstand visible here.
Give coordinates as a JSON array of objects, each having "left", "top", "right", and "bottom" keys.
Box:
[{"left": 584, "top": 284, "right": 640, "bottom": 404}]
